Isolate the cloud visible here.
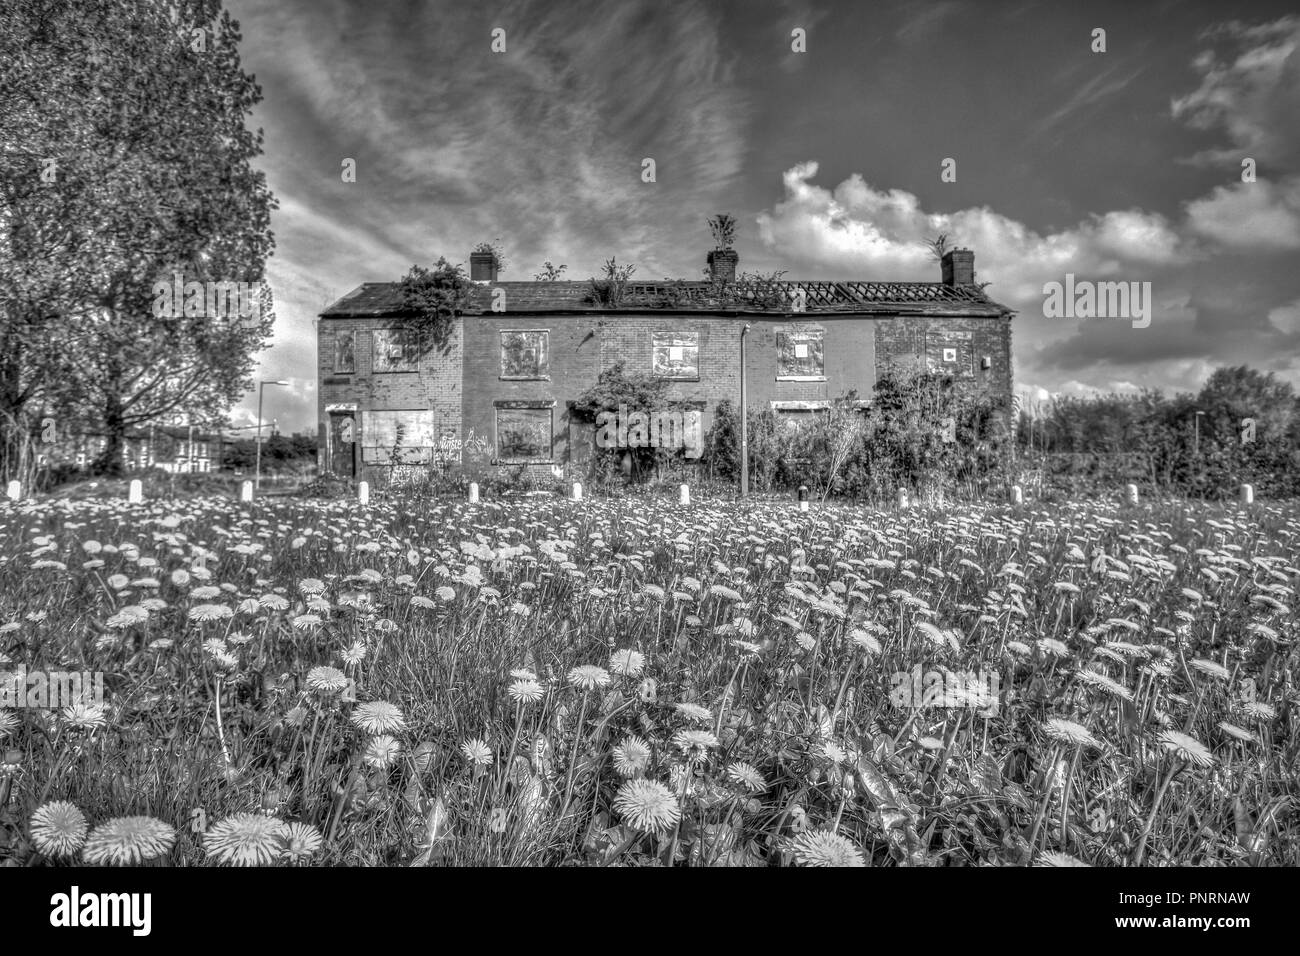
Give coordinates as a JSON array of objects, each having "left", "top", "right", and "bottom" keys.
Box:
[
  {"left": 1171, "top": 16, "right": 1300, "bottom": 167},
  {"left": 1183, "top": 177, "right": 1300, "bottom": 249}
]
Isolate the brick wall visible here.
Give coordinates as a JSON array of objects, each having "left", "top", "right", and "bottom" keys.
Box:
[{"left": 318, "top": 309, "right": 1013, "bottom": 479}]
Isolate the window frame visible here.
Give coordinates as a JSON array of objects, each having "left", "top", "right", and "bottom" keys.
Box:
[
  {"left": 775, "top": 326, "right": 827, "bottom": 381},
  {"left": 652, "top": 330, "right": 700, "bottom": 381},
  {"left": 493, "top": 400, "right": 555, "bottom": 463},
  {"left": 499, "top": 329, "right": 551, "bottom": 381},
  {"left": 372, "top": 327, "right": 421, "bottom": 374}
]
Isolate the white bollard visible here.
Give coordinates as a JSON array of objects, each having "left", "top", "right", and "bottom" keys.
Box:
[
  {"left": 897, "top": 489, "right": 909, "bottom": 509},
  {"left": 468, "top": 482, "right": 479, "bottom": 504},
  {"left": 1125, "top": 483, "right": 1139, "bottom": 505},
  {"left": 5, "top": 480, "right": 19, "bottom": 501},
  {"left": 572, "top": 482, "right": 582, "bottom": 501},
  {"left": 1010, "top": 485, "right": 1023, "bottom": 505},
  {"left": 240, "top": 481, "right": 253, "bottom": 503},
  {"left": 799, "top": 500, "right": 809, "bottom": 512},
  {"left": 128, "top": 479, "right": 143, "bottom": 503},
  {"left": 358, "top": 480, "right": 369, "bottom": 505},
  {"left": 1240, "top": 483, "right": 1253, "bottom": 506},
  {"left": 679, "top": 483, "right": 690, "bottom": 506}
]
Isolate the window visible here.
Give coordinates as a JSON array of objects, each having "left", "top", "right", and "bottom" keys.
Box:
[
  {"left": 362, "top": 410, "right": 438, "bottom": 463},
  {"left": 334, "top": 331, "right": 356, "bottom": 373},
  {"left": 652, "top": 331, "right": 699, "bottom": 380},
  {"left": 776, "top": 327, "right": 825, "bottom": 379},
  {"left": 500, "top": 330, "right": 549, "bottom": 379},
  {"left": 495, "top": 403, "right": 553, "bottom": 461},
  {"left": 373, "top": 328, "right": 420, "bottom": 373}
]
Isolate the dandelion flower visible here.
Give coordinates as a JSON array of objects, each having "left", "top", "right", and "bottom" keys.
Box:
[
  {"left": 188, "top": 603, "right": 233, "bottom": 622},
  {"left": 1036, "top": 851, "right": 1090, "bottom": 866},
  {"left": 788, "top": 830, "right": 866, "bottom": 867},
  {"left": 363, "top": 734, "right": 401, "bottom": 770},
  {"left": 29, "top": 801, "right": 88, "bottom": 857},
  {"left": 60, "top": 703, "right": 106, "bottom": 731},
  {"left": 461, "top": 737, "right": 493, "bottom": 767},
  {"left": 1042, "top": 718, "right": 1101, "bottom": 749},
  {"left": 613, "top": 778, "right": 680, "bottom": 833},
  {"left": 204, "top": 813, "right": 285, "bottom": 866},
  {"left": 305, "top": 666, "right": 348, "bottom": 695},
  {"left": 726, "top": 762, "right": 768, "bottom": 793},
  {"left": 350, "top": 701, "right": 406, "bottom": 734},
  {"left": 1241, "top": 700, "right": 1275, "bottom": 720},
  {"left": 1037, "top": 638, "right": 1070, "bottom": 658},
  {"left": 612, "top": 735, "right": 653, "bottom": 777},
  {"left": 674, "top": 702, "right": 712, "bottom": 724},
  {"left": 510, "top": 667, "right": 538, "bottom": 681},
  {"left": 435, "top": 586, "right": 456, "bottom": 602},
  {"left": 507, "top": 679, "right": 545, "bottom": 705},
  {"left": 819, "top": 741, "right": 848, "bottom": 764},
  {"left": 566, "top": 665, "right": 611, "bottom": 692},
  {"left": 1074, "top": 669, "right": 1134, "bottom": 702},
  {"left": 280, "top": 821, "right": 324, "bottom": 863},
  {"left": 291, "top": 614, "right": 323, "bottom": 630},
  {"left": 609, "top": 649, "right": 645, "bottom": 678},
  {"left": 671, "top": 729, "right": 718, "bottom": 753},
  {"left": 1189, "top": 658, "right": 1230, "bottom": 681},
  {"left": 1218, "top": 721, "right": 1258, "bottom": 744},
  {"left": 341, "top": 642, "right": 367, "bottom": 666},
  {"left": 82, "top": 816, "right": 176, "bottom": 865},
  {"left": 0, "top": 710, "right": 17, "bottom": 738},
  {"left": 1157, "top": 729, "right": 1213, "bottom": 767}
]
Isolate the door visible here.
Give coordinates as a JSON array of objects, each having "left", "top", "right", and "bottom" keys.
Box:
[{"left": 329, "top": 412, "right": 357, "bottom": 478}]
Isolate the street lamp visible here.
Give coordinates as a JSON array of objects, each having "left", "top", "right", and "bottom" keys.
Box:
[
  {"left": 255, "top": 380, "right": 290, "bottom": 490},
  {"left": 1194, "top": 410, "right": 1205, "bottom": 457},
  {"left": 739, "top": 323, "right": 751, "bottom": 497}
]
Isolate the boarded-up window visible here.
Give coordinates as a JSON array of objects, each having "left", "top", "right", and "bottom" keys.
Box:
[
  {"left": 776, "top": 327, "right": 825, "bottom": 379},
  {"left": 362, "top": 410, "right": 437, "bottom": 463},
  {"left": 652, "top": 331, "right": 699, "bottom": 379},
  {"left": 500, "top": 330, "right": 549, "bottom": 379},
  {"left": 495, "top": 406, "right": 553, "bottom": 461},
  {"left": 334, "top": 331, "right": 356, "bottom": 373},
  {"left": 924, "top": 330, "right": 974, "bottom": 377},
  {"left": 373, "top": 328, "right": 420, "bottom": 373}
]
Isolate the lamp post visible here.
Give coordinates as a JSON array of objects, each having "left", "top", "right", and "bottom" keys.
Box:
[
  {"left": 255, "top": 380, "right": 289, "bottom": 490},
  {"left": 739, "top": 323, "right": 751, "bottom": 497},
  {"left": 1194, "top": 410, "right": 1204, "bottom": 457}
]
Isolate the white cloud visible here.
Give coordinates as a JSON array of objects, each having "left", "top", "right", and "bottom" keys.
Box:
[{"left": 1184, "top": 178, "right": 1300, "bottom": 250}]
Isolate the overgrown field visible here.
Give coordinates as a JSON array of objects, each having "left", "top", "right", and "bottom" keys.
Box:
[{"left": 0, "top": 492, "right": 1296, "bottom": 866}]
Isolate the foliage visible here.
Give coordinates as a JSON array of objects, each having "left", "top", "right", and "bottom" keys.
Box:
[
  {"left": 586, "top": 257, "right": 636, "bottom": 308},
  {"left": 707, "top": 212, "right": 737, "bottom": 250},
  {"left": 471, "top": 239, "right": 506, "bottom": 275},
  {"left": 397, "top": 257, "right": 472, "bottom": 354},
  {"left": 533, "top": 261, "right": 566, "bottom": 282},
  {"left": 0, "top": 0, "right": 277, "bottom": 478}
]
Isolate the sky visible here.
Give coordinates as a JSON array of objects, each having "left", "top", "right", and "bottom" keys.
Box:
[{"left": 221, "top": 0, "right": 1300, "bottom": 432}]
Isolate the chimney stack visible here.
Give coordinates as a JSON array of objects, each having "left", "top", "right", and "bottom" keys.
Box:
[
  {"left": 707, "top": 248, "right": 739, "bottom": 284},
  {"left": 941, "top": 248, "right": 975, "bottom": 286},
  {"left": 470, "top": 248, "right": 500, "bottom": 282}
]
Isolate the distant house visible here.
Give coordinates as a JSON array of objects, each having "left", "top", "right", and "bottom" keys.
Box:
[
  {"left": 43, "top": 427, "right": 219, "bottom": 473},
  {"left": 317, "top": 244, "right": 1014, "bottom": 481}
]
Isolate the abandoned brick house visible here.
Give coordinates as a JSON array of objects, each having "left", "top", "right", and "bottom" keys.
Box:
[{"left": 316, "top": 246, "right": 1014, "bottom": 481}]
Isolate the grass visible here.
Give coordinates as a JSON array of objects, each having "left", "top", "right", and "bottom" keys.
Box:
[{"left": 0, "top": 490, "right": 1296, "bottom": 866}]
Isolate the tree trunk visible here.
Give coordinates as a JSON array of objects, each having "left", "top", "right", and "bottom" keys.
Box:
[{"left": 97, "top": 398, "right": 126, "bottom": 477}]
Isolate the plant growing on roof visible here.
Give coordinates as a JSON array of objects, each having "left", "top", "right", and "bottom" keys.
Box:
[
  {"left": 708, "top": 213, "right": 737, "bottom": 250},
  {"left": 533, "top": 261, "right": 567, "bottom": 281},
  {"left": 397, "top": 257, "right": 472, "bottom": 354},
  {"left": 587, "top": 257, "right": 637, "bottom": 308}
]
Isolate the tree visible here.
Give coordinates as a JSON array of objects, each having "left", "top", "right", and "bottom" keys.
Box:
[
  {"left": 397, "top": 257, "right": 472, "bottom": 355},
  {"left": 0, "top": 0, "right": 277, "bottom": 477}
]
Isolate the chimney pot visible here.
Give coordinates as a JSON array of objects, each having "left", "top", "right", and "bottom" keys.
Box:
[
  {"left": 470, "top": 250, "right": 499, "bottom": 282},
  {"left": 941, "top": 248, "right": 975, "bottom": 286},
  {"left": 707, "top": 248, "right": 739, "bottom": 284}
]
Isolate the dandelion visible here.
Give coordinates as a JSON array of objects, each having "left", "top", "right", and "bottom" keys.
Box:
[
  {"left": 0, "top": 710, "right": 17, "bottom": 738},
  {"left": 788, "top": 830, "right": 866, "bottom": 867},
  {"left": 1218, "top": 721, "right": 1258, "bottom": 744},
  {"left": 612, "top": 735, "right": 652, "bottom": 777},
  {"left": 613, "top": 778, "right": 680, "bottom": 833},
  {"left": 280, "top": 821, "right": 324, "bottom": 863},
  {"left": 82, "top": 816, "right": 176, "bottom": 865},
  {"left": 341, "top": 642, "right": 367, "bottom": 667},
  {"left": 1042, "top": 718, "right": 1100, "bottom": 749},
  {"left": 461, "top": 737, "right": 493, "bottom": 767},
  {"left": 291, "top": 614, "right": 323, "bottom": 630},
  {"left": 1241, "top": 700, "right": 1275, "bottom": 720},
  {"left": 510, "top": 667, "right": 538, "bottom": 681},
  {"left": 819, "top": 741, "right": 848, "bottom": 764},
  {"left": 363, "top": 735, "right": 401, "bottom": 770},
  {"left": 435, "top": 586, "right": 456, "bottom": 602},
  {"left": 1157, "top": 729, "right": 1214, "bottom": 767},
  {"left": 609, "top": 648, "right": 645, "bottom": 678},
  {"left": 204, "top": 814, "right": 286, "bottom": 866},
  {"left": 1074, "top": 669, "right": 1134, "bottom": 701},
  {"left": 188, "top": 604, "right": 233, "bottom": 622},
  {"left": 566, "top": 665, "right": 610, "bottom": 692},
  {"left": 1036, "top": 851, "right": 1090, "bottom": 866},
  {"left": 60, "top": 703, "right": 106, "bottom": 731},
  {"left": 29, "top": 800, "right": 88, "bottom": 857},
  {"left": 726, "top": 761, "right": 768, "bottom": 793},
  {"left": 1037, "top": 638, "right": 1070, "bottom": 658},
  {"left": 350, "top": 701, "right": 406, "bottom": 734},
  {"left": 305, "top": 666, "right": 348, "bottom": 695},
  {"left": 507, "top": 679, "right": 545, "bottom": 705},
  {"left": 850, "top": 628, "right": 881, "bottom": 654},
  {"left": 671, "top": 729, "right": 718, "bottom": 753},
  {"left": 1189, "top": 658, "right": 1230, "bottom": 681},
  {"left": 674, "top": 702, "right": 712, "bottom": 724}
]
